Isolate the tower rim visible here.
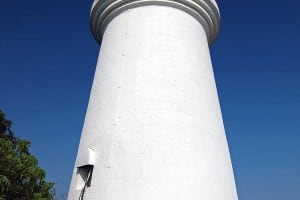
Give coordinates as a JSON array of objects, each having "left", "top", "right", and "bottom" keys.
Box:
[{"left": 90, "top": 0, "right": 220, "bottom": 46}]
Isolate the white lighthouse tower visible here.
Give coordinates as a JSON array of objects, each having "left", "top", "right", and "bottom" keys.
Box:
[{"left": 68, "top": 0, "right": 238, "bottom": 199}]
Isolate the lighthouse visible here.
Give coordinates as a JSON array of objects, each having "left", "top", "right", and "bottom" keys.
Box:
[{"left": 68, "top": 0, "right": 238, "bottom": 199}]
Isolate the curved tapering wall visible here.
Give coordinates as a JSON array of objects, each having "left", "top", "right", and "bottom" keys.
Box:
[{"left": 68, "top": 1, "right": 238, "bottom": 200}]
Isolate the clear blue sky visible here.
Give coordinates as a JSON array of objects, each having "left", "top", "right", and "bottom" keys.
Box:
[{"left": 1, "top": 0, "right": 299, "bottom": 199}]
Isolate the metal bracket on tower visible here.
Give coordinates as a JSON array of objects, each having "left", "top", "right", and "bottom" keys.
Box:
[{"left": 78, "top": 164, "right": 94, "bottom": 200}]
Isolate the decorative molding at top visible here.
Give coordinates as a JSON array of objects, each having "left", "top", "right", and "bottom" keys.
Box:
[{"left": 90, "top": 0, "right": 220, "bottom": 46}]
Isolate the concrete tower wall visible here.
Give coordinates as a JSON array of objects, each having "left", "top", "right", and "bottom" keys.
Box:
[{"left": 68, "top": 1, "right": 238, "bottom": 200}]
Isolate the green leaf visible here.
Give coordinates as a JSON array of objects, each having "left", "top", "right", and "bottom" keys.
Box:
[{"left": 0, "top": 109, "right": 55, "bottom": 199}]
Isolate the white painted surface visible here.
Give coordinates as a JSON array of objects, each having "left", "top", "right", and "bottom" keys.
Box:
[{"left": 68, "top": 5, "right": 238, "bottom": 200}]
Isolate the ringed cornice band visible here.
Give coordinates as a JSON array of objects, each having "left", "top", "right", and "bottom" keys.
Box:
[{"left": 90, "top": 0, "right": 221, "bottom": 46}]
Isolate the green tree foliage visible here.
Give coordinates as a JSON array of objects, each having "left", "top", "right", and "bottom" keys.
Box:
[{"left": 0, "top": 110, "right": 54, "bottom": 200}]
